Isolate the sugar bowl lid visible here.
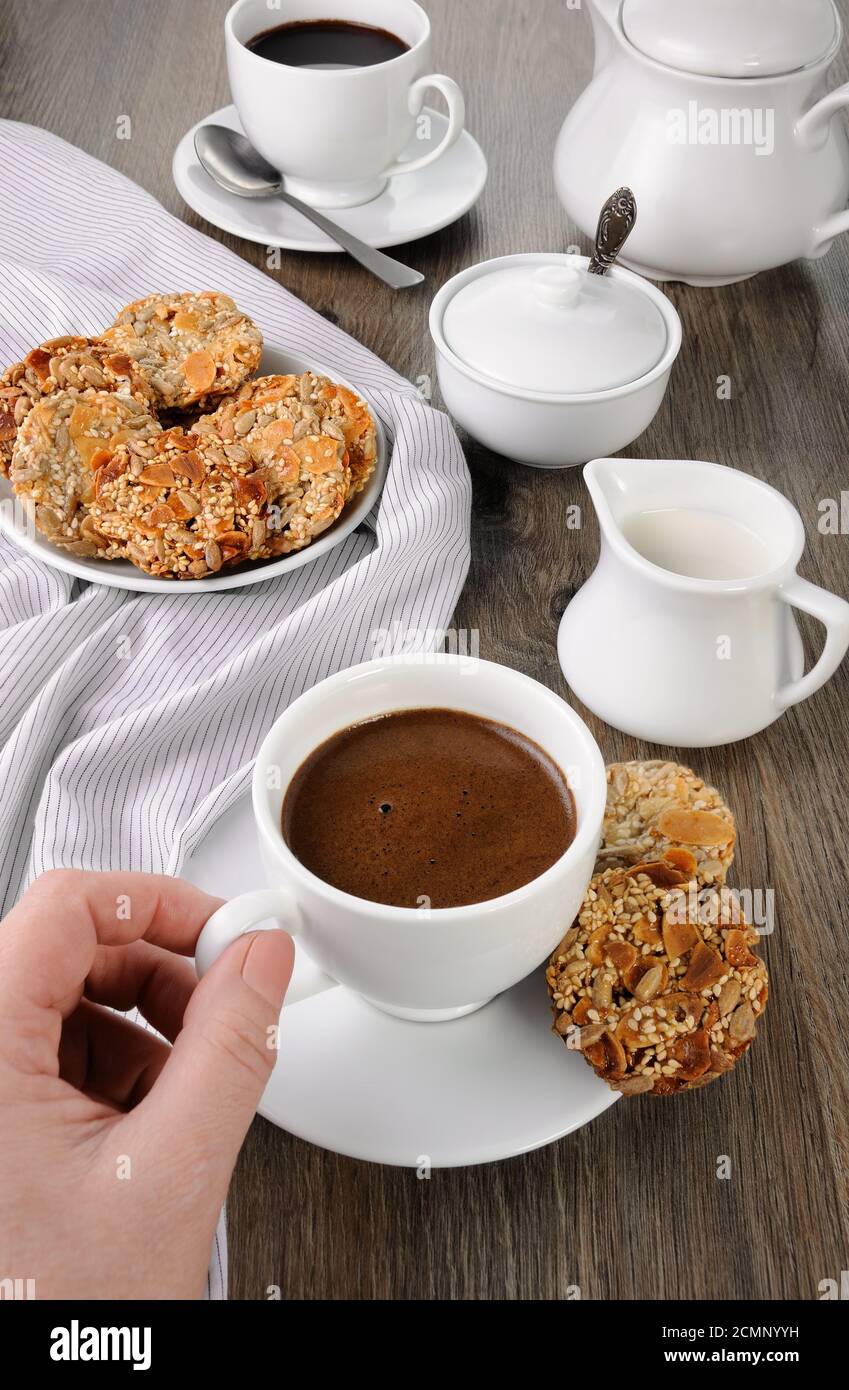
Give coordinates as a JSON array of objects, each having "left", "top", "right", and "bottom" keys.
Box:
[
  {"left": 440, "top": 256, "right": 668, "bottom": 395},
  {"left": 622, "top": 0, "right": 838, "bottom": 78}
]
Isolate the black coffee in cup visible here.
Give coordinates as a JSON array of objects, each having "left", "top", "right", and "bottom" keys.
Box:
[{"left": 245, "top": 19, "right": 410, "bottom": 69}]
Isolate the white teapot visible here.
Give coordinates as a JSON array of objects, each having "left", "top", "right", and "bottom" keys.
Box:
[{"left": 555, "top": 0, "right": 849, "bottom": 285}]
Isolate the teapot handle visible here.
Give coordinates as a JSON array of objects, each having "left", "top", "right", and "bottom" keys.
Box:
[
  {"left": 810, "top": 206, "right": 849, "bottom": 252},
  {"left": 775, "top": 575, "right": 849, "bottom": 713},
  {"left": 796, "top": 81, "right": 849, "bottom": 149},
  {"left": 797, "top": 82, "right": 849, "bottom": 251}
]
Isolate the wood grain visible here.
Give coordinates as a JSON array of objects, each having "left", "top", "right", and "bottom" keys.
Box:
[{"left": 3, "top": 0, "right": 849, "bottom": 1301}]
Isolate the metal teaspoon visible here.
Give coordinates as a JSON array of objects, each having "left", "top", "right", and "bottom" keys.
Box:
[
  {"left": 194, "top": 125, "right": 425, "bottom": 290},
  {"left": 587, "top": 187, "right": 638, "bottom": 276}
]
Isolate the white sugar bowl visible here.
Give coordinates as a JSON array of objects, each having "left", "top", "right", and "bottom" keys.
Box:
[{"left": 428, "top": 253, "right": 681, "bottom": 469}]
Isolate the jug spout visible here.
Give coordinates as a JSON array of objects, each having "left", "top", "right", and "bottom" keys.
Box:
[
  {"left": 585, "top": 0, "right": 621, "bottom": 75},
  {"left": 583, "top": 456, "right": 807, "bottom": 581},
  {"left": 583, "top": 456, "right": 652, "bottom": 544}
]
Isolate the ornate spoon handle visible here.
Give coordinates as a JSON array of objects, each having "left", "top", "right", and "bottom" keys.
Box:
[{"left": 587, "top": 187, "right": 637, "bottom": 276}]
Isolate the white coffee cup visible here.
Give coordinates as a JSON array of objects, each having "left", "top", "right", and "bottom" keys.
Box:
[
  {"left": 195, "top": 654, "right": 606, "bottom": 1022},
  {"left": 225, "top": 0, "right": 466, "bottom": 208}
]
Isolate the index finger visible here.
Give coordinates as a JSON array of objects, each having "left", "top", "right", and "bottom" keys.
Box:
[{"left": 0, "top": 870, "right": 222, "bottom": 1022}]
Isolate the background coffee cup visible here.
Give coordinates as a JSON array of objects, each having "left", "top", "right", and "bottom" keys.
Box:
[
  {"left": 195, "top": 654, "right": 606, "bottom": 1022},
  {"left": 225, "top": 0, "right": 466, "bottom": 208}
]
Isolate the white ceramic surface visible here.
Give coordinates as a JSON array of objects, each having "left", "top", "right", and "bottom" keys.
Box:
[
  {"left": 0, "top": 345, "right": 387, "bottom": 594},
  {"left": 441, "top": 260, "right": 667, "bottom": 394},
  {"left": 555, "top": 0, "right": 849, "bottom": 285},
  {"left": 173, "top": 105, "right": 487, "bottom": 253},
  {"left": 429, "top": 253, "right": 681, "bottom": 469},
  {"left": 558, "top": 457, "right": 849, "bottom": 747},
  {"left": 184, "top": 789, "right": 618, "bottom": 1168},
  {"left": 195, "top": 653, "right": 607, "bottom": 1021},
  {"left": 622, "top": 0, "right": 838, "bottom": 79},
  {"left": 225, "top": 0, "right": 464, "bottom": 208}
]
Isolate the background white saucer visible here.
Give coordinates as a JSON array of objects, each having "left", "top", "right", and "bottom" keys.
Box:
[
  {"left": 0, "top": 345, "right": 387, "bottom": 594},
  {"left": 173, "top": 105, "right": 488, "bottom": 253},
  {"left": 184, "top": 792, "right": 618, "bottom": 1167}
]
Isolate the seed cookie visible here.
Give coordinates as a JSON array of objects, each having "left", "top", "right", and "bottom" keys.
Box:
[
  {"left": 0, "top": 337, "right": 154, "bottom": 477},
  {"left": 10, "top": 390, "right": 161, "bottom": 555},
  {"left": 199, "top": 370, "right": 377, "bottom": 497},
  {"left": 88, "top": 427, "right": 270, "bottom": 579},
  {"left": 547, "top": 860, "right": 768, "bottom": 1096},
  {"left": 103, "top": 292, "right": 263, "bottom": 412},
  {"left": 315, "top": 378, "right": 377, "bottom": 497},
  {"left": 597, "top": 760, "right": 736, "bottom": 887},
  {"left": 264, "top": 436, "right": 350, "bottom": 555},
  {"left": 196, "top": 374, "right": 351, "bottom": 555}
]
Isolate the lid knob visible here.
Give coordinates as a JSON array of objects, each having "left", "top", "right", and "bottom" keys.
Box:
[{"left": 532, "top": 265, "right": 583, "bottom": 309}]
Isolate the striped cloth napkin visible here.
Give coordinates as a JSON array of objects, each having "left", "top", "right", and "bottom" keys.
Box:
[{"left": 0, "top": 119, "right": 471, "bottom": 1298}]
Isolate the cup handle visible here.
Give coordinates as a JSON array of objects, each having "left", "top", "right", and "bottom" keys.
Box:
[
  {"left": 195, "top": 889, "right": 337, "bottom": 1007},
  {"left": 381, "top": 73, "right": 465, "bottom": 179},
  {"left": 775, "top": 575, "right": 849, "bottom": 712}
]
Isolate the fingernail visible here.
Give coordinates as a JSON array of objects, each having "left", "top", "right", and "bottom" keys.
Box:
[{"left": 241, "top": 930, "right": 295, "bottom": 1009}]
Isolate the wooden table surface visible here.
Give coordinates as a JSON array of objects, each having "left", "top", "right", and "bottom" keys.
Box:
[{"left": 4, "top": 0, "right": 849, "bottom": 1301}]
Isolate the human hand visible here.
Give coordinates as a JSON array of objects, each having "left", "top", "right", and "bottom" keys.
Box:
[{"left": 0, "top": 869, "right": 294, "bottom": 1300}]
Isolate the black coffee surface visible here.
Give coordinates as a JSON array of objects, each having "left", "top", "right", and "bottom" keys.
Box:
[
  {"left": 246, "top": 19, "right": 409, "bottom": 69},
  {"left": 282, "top": 708, "right": 577, "bottom": 909}
]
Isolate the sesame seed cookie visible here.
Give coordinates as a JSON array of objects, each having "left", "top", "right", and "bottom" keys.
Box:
[
  {"left": 546, "top": 860, "right": 768, "bottom": 1097},
  {"left": 10, "top": 390, "right": 161, "bottom": 556},
  {"left": 314, "top": 377, "right": 377, "bottom": 497},
  {"left": 597, "top": 760, "right": 736, "bottom": 887},
  {"left": 102, "top": 292, "right": 263, "bottom": 413},
  {"left": 88, "top": 427, "right": 270, "bottom": 579},
  {"left": 198, "top": 370, "right": 377, "bottom": 497},
  {"left": 263, "top": 437, "right": 350, "bottom": 555},
  {"left": 195, "top": 374, "right": 351, "bottom": 556},
  {"left": 0, "top": 337, "right": 154, "bottom": 477}
]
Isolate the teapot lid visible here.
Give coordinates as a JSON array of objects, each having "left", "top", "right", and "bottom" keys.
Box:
[
  {"left": 441, "top": 257, "right": 668, "bottom": 396},
  {"left": 621, "top": 0, "right": 838, "bottom": 78}
]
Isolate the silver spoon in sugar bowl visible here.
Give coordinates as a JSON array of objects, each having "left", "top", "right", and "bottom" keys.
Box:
[
  {"left": 194, "top": 125, "right": 425, "bottom": 290},
  {"left": 587, "top": 187, "right": 637, "bottom": 276}
]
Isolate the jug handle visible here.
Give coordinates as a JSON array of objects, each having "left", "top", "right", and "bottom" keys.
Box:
[{"left": 774, "top": 576, "right": 849, "bottom": 713}]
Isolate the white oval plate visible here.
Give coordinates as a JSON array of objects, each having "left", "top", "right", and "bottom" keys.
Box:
[
  {"left": 184, "top": 792, "right": 619, "bottom": 1168},
  {"left": 0, "top": 345, "right": 388, "bottom": 594},
  {"left": 173, "top": 105, "right": 488, "bottom": 253}
]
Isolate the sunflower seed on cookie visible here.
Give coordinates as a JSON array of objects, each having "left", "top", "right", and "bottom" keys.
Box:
[
  {"left": 546, "top": 862, "right": 768, "bottom": 1097},
  {"left": 0, "top": 337, "right": 155, "bottom": 478},
  {"left": 10, "top": 389, "right": 161, "bottom": 556},
  {"left": 597, "top": 760, "right": 736, "bottom": 887},
  {"left": 102, "top": 292, "right": 263, "bottom": 413}
]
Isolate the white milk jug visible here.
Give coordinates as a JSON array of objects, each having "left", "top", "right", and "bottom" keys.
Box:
[{"left": 558, "top": 457, "right": 849, "bottom": 746}]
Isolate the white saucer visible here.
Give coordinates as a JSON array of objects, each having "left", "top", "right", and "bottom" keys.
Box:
[
  {"left": 184, "top": 792, "right": 618, "bottom": 1168},
  {"left": 0, "top": 344, "right": 387, "bottom": 595},
  {"left": 173, "top": 105, "right": 488, "bottom": 253}
]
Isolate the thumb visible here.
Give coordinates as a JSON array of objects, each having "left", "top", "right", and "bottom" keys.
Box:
[{"left": 132, "top": 929, "right": 295, "bottom": 1178}]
